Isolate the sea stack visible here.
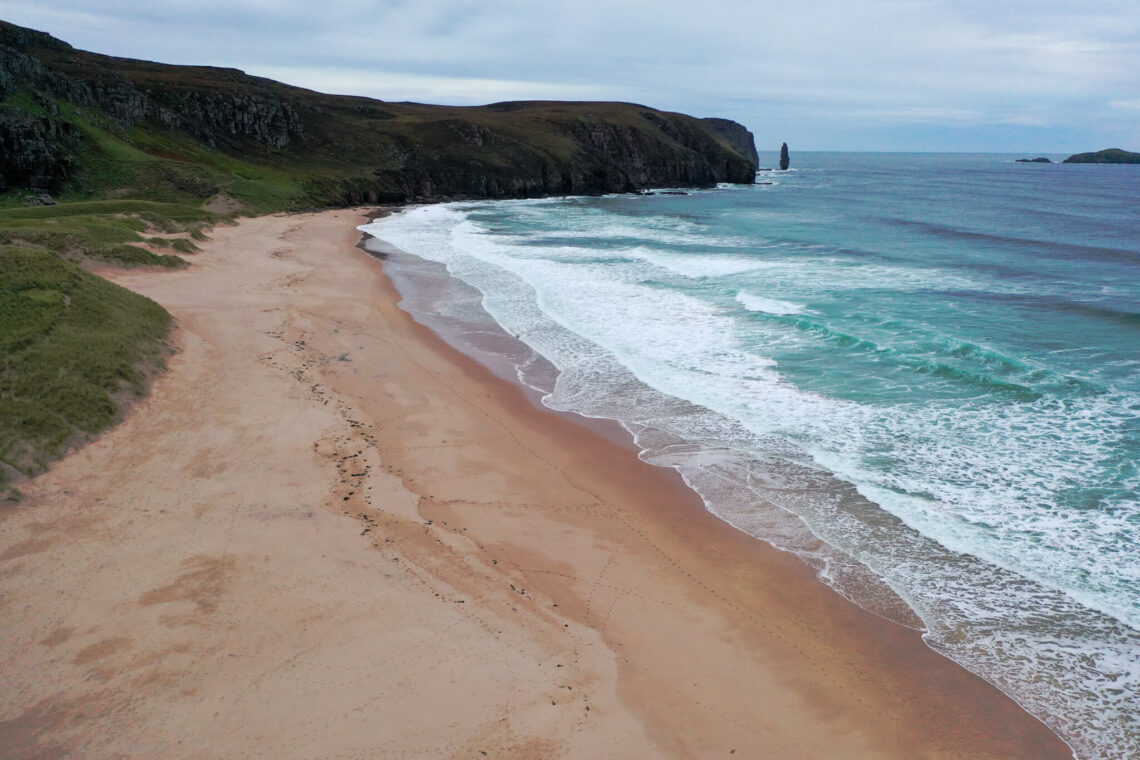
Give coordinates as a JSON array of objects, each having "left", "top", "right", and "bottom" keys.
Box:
[{"left": 780, "top": 143, "right": 790, "bottom": 171}]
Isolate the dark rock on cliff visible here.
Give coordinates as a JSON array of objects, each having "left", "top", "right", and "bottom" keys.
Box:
[
  {"left": 779, "top": 143, "right": 790, "bottom": 171},
  {"left": 0, "top": 104, "right": 79, "bottom": 191},
  {"left": 1063, "top": 148, "right": 1140, "bottom": 164},
  {"left": 0, "top": 20, "right": 759, "bottom": 207},
  {"left": 701, "top": 118, "right": 759, "bottom": 166}
]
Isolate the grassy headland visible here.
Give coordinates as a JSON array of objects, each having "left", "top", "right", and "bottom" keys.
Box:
[{"left": 1, "top": 20, "right": 758, "bottom": 209}]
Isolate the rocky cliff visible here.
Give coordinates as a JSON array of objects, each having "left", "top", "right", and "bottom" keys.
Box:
[
  {"left": 1, "top": 21, "right": 305, "bottom": 191},
  {"left": 0, "top": 99, "right": 79, "bottom": 190},
  {"left": 701, "top": 118, "right": 760, "bottom": 168},
  {"left": 0, "top": 20, "right": 758, "bottom": 205}
]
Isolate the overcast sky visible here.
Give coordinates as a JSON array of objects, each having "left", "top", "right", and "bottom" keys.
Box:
[{"left": 6, "top": 1, "right": 1139, "bottom": 153}]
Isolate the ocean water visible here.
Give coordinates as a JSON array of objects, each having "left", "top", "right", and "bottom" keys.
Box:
[{"left": 360, "top": 152, "right": 1140, "bottom": 759}]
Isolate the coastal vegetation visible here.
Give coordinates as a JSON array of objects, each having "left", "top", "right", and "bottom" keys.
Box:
[
  {"left": 0, "top": 18, "right": 758, "bottom": 496},
  {"left": 0, "top": 241, "right": 173, "bottom": 500},
  {"left": 0, "top": 197, "right": 233, "bottom": 497}
]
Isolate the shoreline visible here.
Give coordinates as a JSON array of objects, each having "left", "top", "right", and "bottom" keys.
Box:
[
  {"left": 360, "top": 213, "right": 1071, "bottom": 756},
  {"left": 0, "top": 209, "right": 1073, "bottom": 758},
  {"left": 360, "top": 235, "right": 664, "bottom": 457}
]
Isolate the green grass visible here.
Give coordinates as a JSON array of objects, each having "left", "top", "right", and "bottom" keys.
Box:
[
  {"left": 46, "top": 104, "right": 314, "bottom": 212},
  {"left": 0, "top": 201, "right": 225, "bottom": 268},
  {"left": 0, "top": 199, "right": 219, "bottom": 221},
  {"left": 0, "top": 199, "right": 233, "bottom": 499},
  {"left": 169, "top": 238, "right": 197, "bottom": 254},
  {"left": 0, "top": 245, "right": 174, "bottom": 500}
]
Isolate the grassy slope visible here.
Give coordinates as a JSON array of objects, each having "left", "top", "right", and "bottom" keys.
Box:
[
  {"left": 0, "top": 199, "right": 232, "bottom": 499},
  {"left": 0, "top": 200, "right": 221, "bottom": 266},
  {"left": 0, "top": 91, "right": 310, "bottom": 212},
  {"left": 0, "top": 243, "right": 173, "bottom": 499}
]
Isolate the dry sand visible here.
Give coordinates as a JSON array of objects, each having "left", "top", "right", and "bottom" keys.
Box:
[{"left": 0, "top": 209, "right": 1073, "bottom": 759}]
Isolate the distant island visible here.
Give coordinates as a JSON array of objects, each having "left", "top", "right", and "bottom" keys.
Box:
[
  {"left": 1015, "top": 157, "right": 1053, "bottom": 163},
  {"left": 1063, "top": 148, "right": 1140, "bottom": 164}
]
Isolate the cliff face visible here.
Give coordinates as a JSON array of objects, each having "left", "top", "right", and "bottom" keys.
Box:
[
  {"left": 378, "top": 109, "right": 756, "bottom": 202},
  {"left": 0, "top": 23, "right": 304, "bottom": 161},
  {"left": 0, "top": 99, "right": 79, "bottom": 190},
  {"left": 100, "top": 84, "right": 304, "bottom": 149},
  {"left": 701, "top": 117, "right": 760, "bottom": 167},
  {"left": 0, "top": 20, "right": 758, "bottom": 204}
]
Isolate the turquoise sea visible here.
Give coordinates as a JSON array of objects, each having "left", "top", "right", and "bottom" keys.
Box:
[{"left": 361, "top": 152, "right": 1140, "bottom": 759}]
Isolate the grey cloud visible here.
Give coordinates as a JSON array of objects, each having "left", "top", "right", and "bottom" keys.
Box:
[{"left": 4, "top": 0, "right": 1138, "bottom": 150}]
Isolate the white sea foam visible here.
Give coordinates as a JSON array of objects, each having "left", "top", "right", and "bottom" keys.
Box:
[
  {"left": 363, "top": 203, "right": 1140, "bottom": 629},
  {"left": 627, "top": 247, "right": 764, "bottom": 278},
  {"left": 735, "top": 291, "right": 808, "bottom": 315},
  {"left": 531, "top": 219, "right": 747, "bottom": 250},
  {"left": 362, "top": 197, "right": 1140, "bottom": 760}
]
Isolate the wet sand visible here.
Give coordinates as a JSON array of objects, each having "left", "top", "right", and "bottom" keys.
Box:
[{"left": 0, "top": 209, "right": 1073, "bottom": 759}]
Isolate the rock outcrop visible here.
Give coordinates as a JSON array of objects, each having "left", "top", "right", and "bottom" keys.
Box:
[
  {"left": 780, "top": 143, "right": 790, "bottom": 171},
  {"left": 0, "top": 100, "right": 79, "bottom": 190},
  {"left": 0, "top": 24, "right": 304, "bottom": 152},
  {"left": 701, "top": 118, "right": 760, "bottom": 166},
  {"left": 1015, "top": 157, "right": 1053, "bottom": 163}
]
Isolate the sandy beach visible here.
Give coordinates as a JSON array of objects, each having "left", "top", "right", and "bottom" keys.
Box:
[{"left": 0, "top": 209, "right": 1073, "bottom": 759}]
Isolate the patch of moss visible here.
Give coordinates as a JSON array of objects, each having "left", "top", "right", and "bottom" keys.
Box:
[
  {"left": 1, "top": 90, "right": 49, "bottom": 118},
  {"left": 169, "top": 238, "right": 197, "bottom": 254}
]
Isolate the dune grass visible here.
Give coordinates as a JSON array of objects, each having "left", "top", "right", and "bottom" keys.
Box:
[
  {"left": 0, "top": 244, "right": 174, "bottom": 500},
  {"left": 0, "top": 198, "right": 239, "bottom": 499},
  {"left": 0, "top": 201, "right": 226, "bottom": 268}
]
